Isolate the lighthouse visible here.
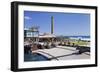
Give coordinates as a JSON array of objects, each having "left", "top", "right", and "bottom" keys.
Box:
[{"left": 51, "top": 16, "right": 54, "bottom": 34}]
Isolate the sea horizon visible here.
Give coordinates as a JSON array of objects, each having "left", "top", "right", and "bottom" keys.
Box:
[{"left": 55, "top": 35, "right": 90, "bottom": 41}]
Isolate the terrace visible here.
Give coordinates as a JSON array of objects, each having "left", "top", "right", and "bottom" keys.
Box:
[{"left": 24, "top": 16, "right": 90, "bottom": 61}]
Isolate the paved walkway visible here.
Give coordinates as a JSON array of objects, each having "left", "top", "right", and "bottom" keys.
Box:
[{"left": 32, "top": 46, "right": 90, "bottom": 60}]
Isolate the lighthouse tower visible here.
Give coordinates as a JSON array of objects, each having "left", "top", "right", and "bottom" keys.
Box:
[{"left": 51, "top": 16, "right": 54, "bottom": 34}]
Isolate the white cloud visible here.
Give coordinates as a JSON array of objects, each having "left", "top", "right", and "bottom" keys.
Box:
[{"left": 24, "top": 16, "right": 32, "bottom": 20}]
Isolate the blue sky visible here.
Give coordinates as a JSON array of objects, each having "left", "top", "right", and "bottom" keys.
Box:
[{"left": 24, "top": 11, "right": 90, "bottom": 36}]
